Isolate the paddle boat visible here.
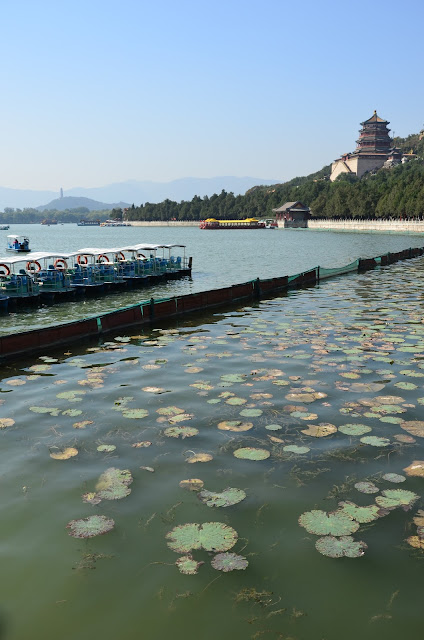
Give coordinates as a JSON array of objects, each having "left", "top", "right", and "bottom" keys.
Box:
[{"left": 7, "top": 234, "right": 30, "bottom": 252}]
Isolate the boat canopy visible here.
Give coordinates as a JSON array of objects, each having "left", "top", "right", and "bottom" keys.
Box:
[{"left": 0, "top": 244, "right": 186, "bottom": 264}]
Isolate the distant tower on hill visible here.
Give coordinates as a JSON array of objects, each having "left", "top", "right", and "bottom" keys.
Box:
[
  {"left": 60, "top": 188, "right": 63, "bottom": 199},
  {"left": 330, "top": 111, "right": 402, "bottom": 181}
]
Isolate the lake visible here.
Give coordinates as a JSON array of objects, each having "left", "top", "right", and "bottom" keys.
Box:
[
  {"left": 0, "top": 227, "right": 424, "bottom": 640},
  {"left": 1, "top": 224, "right": 424, "bottom": 335}
]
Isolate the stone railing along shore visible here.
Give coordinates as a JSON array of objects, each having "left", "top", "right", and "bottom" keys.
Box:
[{"left": 308, "top": 219, "right": 424, "bottom": 233}]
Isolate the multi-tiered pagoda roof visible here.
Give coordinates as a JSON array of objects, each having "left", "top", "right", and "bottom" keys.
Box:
[{"left": 355, "top": 110, "right": 392, "bottom": 155}]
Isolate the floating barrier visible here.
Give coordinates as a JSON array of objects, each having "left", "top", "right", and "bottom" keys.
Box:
[{"left": 1, "top": 246, "right": 423, "bottom": 361}]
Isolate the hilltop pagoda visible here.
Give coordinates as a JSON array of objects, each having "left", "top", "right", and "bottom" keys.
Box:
[{"left": 330, "top": 111, "right": 402, "bottom": 181}]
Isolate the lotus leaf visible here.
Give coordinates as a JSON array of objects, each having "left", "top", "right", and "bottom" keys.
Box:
[
  {"left": 225, "top": 396, "right": 247, "bottom": 406},
  {"left": 382, "top": 473, "right": 405, "bottom": 483},
  {"left": 97, "top": 444, "right": 116, "bottom": 453},
  {"left": 301, "top": 423, "right": 337, "bottom": 437},
  {"left": 298, "top": 510, "right": 359, "bottom": 536},
  {"left": 95, "top": 467, "right": 133, "bottom": 500},
  {"left": 218, "top": 421, "right": 253, "bottom": 432},
  {"left": 6, "top": 379, "right": 25, "bottom": 386},
  {"left": 0, "top": 418, "right": 15, "bottom": 428},
  {"left": 82, "top": 492, "right": 102, "bottom": 505},
  {"left": 239, "top": 409, "right": 263, "bottom": 417},
  {"left": 122, "top": 409, "right": 149, "bottom": 419},
  {"left": 179, "top": 478, "right": 204, "bottom": 491},
  {"left": 166, "top": 522, "right": 238, "bottom": 553},
  {"left": 220, "top": 374, "right": 246, "bottom": 383},
  {"left": 164, "top": 426, "right": 199, "bottom": 439},
  {"left": 211, "top": 552, "right": 248, "bottom": 572},
  {"left": 406, "top": 535, "right": 424, "bottom": 549},
  {"left": 30, "top": 406, "right": 60, "bottom": 416},
  {"left": 354, "top": 481, "right": 380, "bottom": 493},
  {"left": 394, "top": 382, "right": 418, "bottom": 390},
  {"left": 142, "top": 386, "right": 167, "bottom": 393},
  {"left": 198, "top": 487, "right": 246, "bottom": 507},
  {"left": 394, "top": 434, "right": 416, "bottom": 443},
  {"left": 349, "top": 383, "right": 385, "bottom": 392},
  {"left": 175, "top": 555, "right": 204, "bottom": 575},
  {"left": 265, "top": 424, "right": 283, "bottom": 431},
  {"left": 375, "top": 395, "right": 404, "bottom": 404},
  {"left": 284, "top": 444, "right": 311, "bottom": 454},
  {"left": 360, "top": 436, "right": 391, "bottom": 447},
  {"left": 339, "top": 424, "right": 372, "bottom": 436},
  {"left": 403, "top": 461, "right": 424, "bottom": 477},
  {"left": 338, "top": 501, "right": 382, "bottom": 523},
  {"left": 62, "top": 409, "right": 82, "bottom": 417},
  {"left": 315, "top": 535, "right": 367, "bottom": 558},
  {"left": 50, "top": 447, "right": 78, "bottom": 460},
  {"left": 73, "top": 420, "right": 93, "bottom": 429},
  {"left": 413, "top": 510, "right": 424, "bottom": 527},
  {"left": 132, "top": 441, "right": 152, "bottom": 448},
  {"left": 401, "top": 421, "right": 424, "bottom": 438},
  {"left": 380, "top": 416, "right": 403, "bottom": 424},
  {"left": 67, "top": 515, "right": 115, "bottom": 538},
  {"left": 233, "top": 447, "right": 270, "bottom": 461},
  {"left": 375, "top": 489, "right": 419, "bottom": 511},
  {"left": 187, "top": 453, "right": 213, "bottom": 463},
  {"left": 169, "top": 413, "right": 194, "bottom": 423},
  {"left": 56, "top": 390, "right": 86, "bottom": 402}
]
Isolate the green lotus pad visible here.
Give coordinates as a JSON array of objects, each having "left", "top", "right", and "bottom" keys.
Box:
[
  {"left": 198, "top": 487, "right": 246, "bottom": 508},
  {"left": 283, "top": 445, "right": 310, "bottom": 454},
  {"left": 339, "top": 424, "right": 372, "bottom": 436},
  {"left": 211, "top": 552, "right": 248, "bottom": 572},
  {"left": 338, "top": 501, "right": 383, "bottom": 523},
  {"left": 96, "top": 444, "right": 116, "bottom": 453},
  {"left": 233, "top": 447, "right": 270, "bottom": 460},
  {"left": 175, "top": 555, "right": 204, "bottom": 575},
  {"left": 401, "top": 421, "right": 424, "bottom": 438},
  {"left": 164, "top": 426, "right": 199, "bottom": 439},
  {"left": 265, "top": 424, "right": 283, "bottom": 431},
  {"left": 121, "top": 409, "right": 149, "bottom": 419},
  {"left": 298, "top": 510, "right": 359, "bottom": 536},
  {"left": 95, "top": 467, "right": 133, "bottom": 500},
  {"left": 66, "top": 515, "right": 115, "bottom": 538},
  {"left": 239, "top": 409, "right": 263, "bottom": 417},
  {"left": 360, "top": 436, "right": 391, "bottom": 447},
  {"left": 156, "top": 406, "right": 185, "bottom": 416},
  {"left": 382, "top": 473, "right": 405, "bottom": 483},
  {"left": 220, "top": 374, "right": 246, "bottom": 383},
  {"left": 30, "top": 406, "right": 61, "bottom": 416},
  {"left": 315, "top": 535, "right": 367, "bottom": 558},
  {"left": 56, "top": 390, "right": 86, "bottom": 402},
  {"left": 375, "top": 488, "right": 419, "bottom": 511},
  {"left": 301, "top": 423, "right": 337, "bottom": 437},
  {"left": 166, "top": 522, "right": 238, "bottom": 553}
]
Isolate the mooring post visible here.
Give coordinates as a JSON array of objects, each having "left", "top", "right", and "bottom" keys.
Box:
[
  {"left": 188, "top": 257, "right": 192, "bottom": 270},
  {"left": 254, "top": 278, "right": 261, "bottom": 299},
  {"left": 150, "top": 297, "right": 155, "bottom": 321}
]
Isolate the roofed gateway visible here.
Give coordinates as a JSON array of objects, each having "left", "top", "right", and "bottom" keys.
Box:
[{"left": 330, "top": 111, "right": 404, "bottom": 181}]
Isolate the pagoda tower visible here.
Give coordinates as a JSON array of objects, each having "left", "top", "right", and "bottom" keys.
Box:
[
  {"left": 330, "top": 110, "right": 400, "bottom": 181},
  {"left": 355, "top": 111, "right": 392, "bottom": 155}
]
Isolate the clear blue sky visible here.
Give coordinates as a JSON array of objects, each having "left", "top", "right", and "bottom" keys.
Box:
[{"left": 0, "top": 0, "right": 423, "bottom": 190}]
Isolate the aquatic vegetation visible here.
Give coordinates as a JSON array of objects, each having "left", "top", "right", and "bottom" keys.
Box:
[
  {"left": 382, "top": 473, "right": 405, "bottom": 483},
  {"left": 283, "top": 445, "right": 310, "bottom": 454},
  {"left": 298, "top": 510, "right": 359, "bottom": 536},
  {"left": 50, "top": 447, "right": 78, "bottom": 460},
  {"left": 66, "top": 515, "right": 115, "bottom": 538},
  {"left": 217, "top": 421, "right": 253, "bottom": 432},
  {"left": 0, "top": 417, "right": 15, "bottom": 428},
  {"left": 233, "top": 447, "right": 270, "bottom": 460},
  {"left": 403, "top": 461, "right": 424, "bottom": 477},
  {"left": 360, "top": 436, "right": 391, "bottom": 447},
  {"left": 197, "top": 487, "right": 246, "bottom": 507},
  {"left": 375, "top": 489, "right": 419, "bottom": 511},
  {"left": 95, "top": 468, "right": 133, "bottom": 500},
  {"left": 338, "top": 501, "right": 383, "bottom": 523},
  {"left": 97, "top": 444, "right": 116, "bottom": 453},
  {"left": 401, "top": 421, "right": 424, "bottom": 438},
  {"left": 179, "top": 479, "right": 204, "bottom": 491},
  {"left": 301, "top": 423, "right": 337, "bottom": 437},
  {"left": 121, "top": 409, "right": 149, "bottom": 419},
  {"left": 186, "top": 453, "right": 213, "bottom": 463},
  {"left": 164, "top": 426, "right": 199, "bottom": 438},
  {"left": 315, "top": 535, "right": 367, "bottom": 558},
  {"left": 175, "top": 555, "right": 204, "bottom": 575},
  {"left": 339, "top": 424, "right": 372, "bottom": 436},
  {"left": 166, "top": 522, "right": 238, "bottom": 553},
  {"left": 211, "top": 552, "right": 248, "bottom": 572}
]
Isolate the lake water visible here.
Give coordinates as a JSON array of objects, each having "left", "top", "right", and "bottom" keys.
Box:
[
  {"left": 1, "top": 227, "right": 424, "bottom": 640},
  {"left": 1, "top": 224, "right": 424, "bottom": 334}
]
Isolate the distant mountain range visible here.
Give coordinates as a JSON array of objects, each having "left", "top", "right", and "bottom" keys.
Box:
[
  {"left": 0, "top": 176, "right": 281, "bottom": 211},
  {"left": 35, "top": 196, "right": 129, "bottom": 212}
]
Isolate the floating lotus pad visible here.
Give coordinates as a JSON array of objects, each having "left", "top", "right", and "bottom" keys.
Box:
[
  {"left": 67, "top": 515, "right": 115, "bottom": 538},
  {"left": 186, "top": 453, "right": 213, "bottom": 463},
  {"left": 298, "top": 510, "right": 359, "bottom": 536},
  {"left": 62, "top": 409, "right": 82, "bottom": 417},
  {"left": 375, "top": 488, "right": 419, "bottom": 511},
  {"left": 283, "top": 445, "right": 310, "bottom": 454},
  {"left": 360, "top": 436, "right": 391, "bottom": 447},
  {"left": 73, "top": 420, "right": 93, "bottom": 429},
  {"left": 175, "top": 555, "right": 204, "bottom": 575},
  {"left": 164, "top": 426, "right": 199, "bottom": 439},
  {"left": 220, "top": 374, "right": 246, "bottom": 383},
  {"left": 301, "top": 423, "right": 337, "bottom": 437},
  {"left": 166, "top": 522, "right": 238, "bottom": 553},
  {"left": 394, "top": 434, "right": 416, "bottom": 443},
  {"left": 179, "top": 478, "right": 204, "bottom": 491},
  {"left": 211, "top": 552, "right": 248, "bottom": 572},
  {"left": 354, "top": 481, "right": 380, "bottom": 494},
  {"left": 50, "top": 447, "right": 78, "bottom": 460},
  {"left": 217, "top": 421, "right": 253, "bottom": 432},
  {"left": 265, "top": 424, "right": 283, "bottom": 431},
  {"left": 30, "top": 406, "right": 61, "bottom": 416},
  {"left": 382, "top": 473, "right": 405, "bottom": 483},
  {"left": 239, "top": 409, "right": 263, "bottom": 417},
  {"left": 121, "top": 409, "right": 149, "bottom": 419},
  {"left": 142, "top": 386, "right": 167, "bottom": 393},
  {"left": 0, "top": 418, "right": 15, "bottom": 428},
  {"left": 285, "top": 392, "right": 327, "bottom": 403},
  {"left": 403, "top": 461, "right": 424, "bottom": 477},
  {"left": 338, "top": 501, "right": 383, "bottom": 523},
  {"left": 315, "top": 535, "right": 367, "bottom": 558},
  {"left": 339, "top": 424, "right": 372, "bottom": 436},
  {"left": 95, "top": 467, "right": 133, "bottom": 500},
  {"left": 198, "top": 487, "right": 246, "bottom": 508},
  {"left": 233, "top": 448, "right": 270, "bottom": 460},
  {"left": 169, "top": 413, "right": 194, "bottom": 424},
  {"left": 401, "top": 421, "right": 424, "bottom": 438},
  {"left": 413, "top": 510, "right": 424, "bottom": 527},
  {"left": 56, "top": 390, "right": 86, "bottom": 402},
  {"left": 406, "top": 535, "right": 424, "bottom": 549},
  {"left": 97, "top": 444, "right": 116, "bottom": 453}
]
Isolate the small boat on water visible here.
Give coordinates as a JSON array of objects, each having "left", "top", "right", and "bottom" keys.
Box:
[
  {"left": 199, "top": 218, "right": 266, "bottom": 229},
  {"left": 100, "top": 220, "right": 132, "bottom": 227},
  {"left": 6, "top": 234, "right": 30, "bottom": 252},
  {"left": 77, "top": 220, "right": 101, "bottom": 226},
  {"left": 0, "top": 225, "right": 10, "bottom": 230},
  {"left": 263, "top": 219, "right": 278, "bottom": 229}
]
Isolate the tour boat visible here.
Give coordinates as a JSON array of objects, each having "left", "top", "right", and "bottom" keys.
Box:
[
  {"left": 199, "top": 218, "right": 266, "bottom": 229},
  {"left": 77, "top": 220, "right": 101, "bottom": 226},
  {"left": 0, "top": 225, "right": 10, "bottom": 230},
  {"left": 6, "top": 235, "right": 30, "bottom": 252},
  {"left": 264, "top": 219, "right": 278, "bottom": 229}
]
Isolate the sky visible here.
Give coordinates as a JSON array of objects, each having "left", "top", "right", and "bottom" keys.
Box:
[{"left": 0, "top": 0, "right": 423, "bottom": 191}]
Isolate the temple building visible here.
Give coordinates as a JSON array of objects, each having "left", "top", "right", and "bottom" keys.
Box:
[
  {"left": 272, "top": 201, "right": 311, "bottom": 228},
  {"left": 330, "top": 111, "right": 403, "bottom": 181}
]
